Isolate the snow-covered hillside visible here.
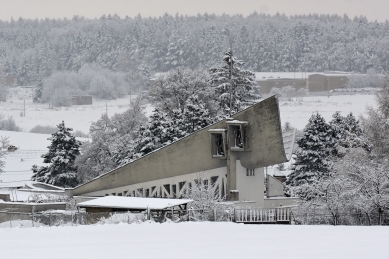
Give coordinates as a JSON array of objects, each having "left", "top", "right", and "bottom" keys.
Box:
[{"left": 1, "top": 223, "right": 388, "bottom": 259}]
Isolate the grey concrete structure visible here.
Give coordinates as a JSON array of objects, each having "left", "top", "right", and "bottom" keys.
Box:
[{"left": 69, "top": 95, "right": 298, "bottom": 208}]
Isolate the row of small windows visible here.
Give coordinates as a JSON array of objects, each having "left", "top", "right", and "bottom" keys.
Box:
[{"left": 246, "top": 169, "right": 255, "bottom": 176}]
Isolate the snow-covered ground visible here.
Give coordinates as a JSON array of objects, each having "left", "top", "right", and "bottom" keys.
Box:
[
  {"left": 0, "top": 87, "right": 153, "bottom": 133},
  {"left": 1, "top": 222, "right": 388, "bottom": 259},
  {"left": 278, "top": 94, "right": 376, "bottom": 129}
]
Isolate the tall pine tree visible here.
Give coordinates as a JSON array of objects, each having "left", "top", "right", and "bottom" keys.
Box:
[
  {"left": 209, "top": 49, "right": 260, "bottom": 116},
  {"left": 31, "top": 121, "right": 81, "bottom": 187}
]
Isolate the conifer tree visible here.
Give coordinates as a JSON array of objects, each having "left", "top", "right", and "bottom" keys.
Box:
[
  {"left": 183, "top": 95, "right": 214, "bottom": 134},
  {"left": 31, "top": 121, "right": 81, "bottom": 187},
  {"left": 287, "top": 113, "right": 336, "bottom": 187},
  {"left": 33, "top": 77, "right": 43, "bottom": 103},
  {"left": 330, "top": 111, "right": 368, "bottom": 151},
  {"left": 133, "top": 109, "right": 170, "bottom": 157},
  {"left": 209, "top": 49, "right": 260, "bottom": 116}
]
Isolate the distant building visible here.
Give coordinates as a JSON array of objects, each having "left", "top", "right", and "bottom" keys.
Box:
[
  {"left": 5, "top": 75, "right": 18, "bottom": 86},
  {"left": 257, "top": 78, "right": 307, "bottom": 94},
  {"left": 308, "top": 74, "right": 349, "bottom": 92},
  {"left": 255, "top": 71, "right": 358, "bottom": 94},
  {"left": 72, "top": 95, "right": 93, "bottom": 105}
]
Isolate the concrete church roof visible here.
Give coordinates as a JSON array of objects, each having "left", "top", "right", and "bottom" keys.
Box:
[{"left": 69, "top": 95, "right": 293, "bottom": 197}]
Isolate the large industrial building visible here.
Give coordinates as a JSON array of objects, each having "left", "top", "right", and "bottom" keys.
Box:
[
  {"left": 67, "top": 95, "right": 298, "bottom": 209},
  {"left": 256, "top": 71, "right": 356, "bottom": 95}
]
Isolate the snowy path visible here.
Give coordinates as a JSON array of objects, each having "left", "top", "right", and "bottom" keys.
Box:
[{"left": 1, "top": 223, "right": 388, "bottom": 259}]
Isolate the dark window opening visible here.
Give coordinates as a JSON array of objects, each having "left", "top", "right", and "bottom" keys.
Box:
[
  {"left": 163, "top": 184, "right": 170, "bottom": 195},
  {"left": 179, "top": 181, "right": 186, "bottom": 191},
  {"left": 246, "top": 169, "right": 255, "bottom": 176},
  {"left": 172, "top": 184, "right": 177, "bottom": 198},
  {"left": 211, "top": 176, "right": 219, "bottom": 187}
]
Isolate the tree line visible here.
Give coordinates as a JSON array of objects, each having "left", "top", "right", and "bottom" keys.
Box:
[{"left": 0, "top": 12, "right": 388, "bottom": 93}]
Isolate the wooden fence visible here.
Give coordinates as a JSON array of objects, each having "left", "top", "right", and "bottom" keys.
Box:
[{"left": 235, "top": 207, "right": 292, "bottom": 224}]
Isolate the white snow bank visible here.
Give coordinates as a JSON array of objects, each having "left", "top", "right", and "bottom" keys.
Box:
[{"left": 1, "top": 223, "right": 388, "bottom": 258}]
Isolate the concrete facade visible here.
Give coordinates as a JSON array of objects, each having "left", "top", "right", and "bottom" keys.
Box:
[
  {"left": 257, "top": 78, "right": 306, "bottom": 94},
  {"left": 308, "top": 74, "right": 349, "bottom": 92},
  {"left": 69, "top": 96, "right": 296, "bottom": 208},
  {"left": 72, "top": 95, "right": 93, "bottom": 105}
]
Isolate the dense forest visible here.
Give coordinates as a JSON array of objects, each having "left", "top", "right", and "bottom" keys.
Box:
[{"left": 0, "top": 12, "right": 388, "bottom": 90}]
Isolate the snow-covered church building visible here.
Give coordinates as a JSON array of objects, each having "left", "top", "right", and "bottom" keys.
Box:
[{"left": 68, "top": 95, "right": 298, "bottom": 208}]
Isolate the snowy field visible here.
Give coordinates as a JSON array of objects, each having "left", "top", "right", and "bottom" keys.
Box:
[
  {"left": 1, "top": 222, "right": 388, "bottom": 259},
  {"left": 278, "top": 94, "right": 376, "bottom": 129},
  {"left": 0, "top": 87, "right": 153, "bottom": 133}
]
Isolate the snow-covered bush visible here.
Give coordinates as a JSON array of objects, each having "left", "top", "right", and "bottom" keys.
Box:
[
  {"left": 182, "top": 173, "right": 234, "bottom": 222},
  {"left": 30, "top": 125, "right": 58, "bottom": 134},
  {"left": 0, "top": 114, "right": 21, "bottom": 131}
]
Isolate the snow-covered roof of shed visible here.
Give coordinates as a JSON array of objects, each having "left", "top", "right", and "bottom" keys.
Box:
[
  {"left": 255, "top": 72, "right": 324, "bottom": 80},
  {"left": 77, "top": 196, "right": 193, "bottom": 210},
  {"left": 282, "top": 129, "right": 296, "bottom": 161}
]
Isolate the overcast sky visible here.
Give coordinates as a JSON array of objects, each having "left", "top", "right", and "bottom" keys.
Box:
[{"left": 0, "top": 0, "right": 387, "bottom": 22}]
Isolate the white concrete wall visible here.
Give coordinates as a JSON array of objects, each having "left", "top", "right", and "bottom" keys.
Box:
[
  {"left": 83, "top": 167, "right": 227, "bottom": 199},
  {"left": 235, "top": 160, "right": 264, "bottom": 207},
  {"left": 263, "top": 197, "right": 299, "bottom": 208}
]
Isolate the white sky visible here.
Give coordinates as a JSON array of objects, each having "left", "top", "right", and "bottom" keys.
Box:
[{"left": 0, "top": 0, "right": 387, "bottom": 22}]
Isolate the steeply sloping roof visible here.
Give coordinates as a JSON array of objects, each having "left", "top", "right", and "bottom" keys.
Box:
[
  {"left": 77, "top": 196, "right": 193, "bottom": 210},
  {"left": 282, "top": 129, "right": 296, "bottom": 161}
]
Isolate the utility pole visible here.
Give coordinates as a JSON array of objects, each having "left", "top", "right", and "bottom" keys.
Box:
[
  {"left": 229, "top": 48, "right": 233, "bottom": 118},
  {"left": 23, "top": 100, "right": 25, "bottom": 117}
]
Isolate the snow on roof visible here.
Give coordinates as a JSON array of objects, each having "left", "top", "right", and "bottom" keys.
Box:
[
  {"left": 255, "top": 71, "right": 360, "bottom": 80},
  {"left": 282, "top": 129, "right": 296, "bottom": 161},
  {"left": 77, "top": 196, "right": 193, "bottom": 210},
  {"left": 255, "top": 72, "right": 324, "bottom": 80}
]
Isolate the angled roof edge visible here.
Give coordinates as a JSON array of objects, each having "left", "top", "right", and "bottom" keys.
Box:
[{"left": 68, "top": 95, "right": 281, "bottom": 191}]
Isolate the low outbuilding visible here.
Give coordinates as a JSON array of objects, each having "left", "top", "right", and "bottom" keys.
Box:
[{"left": 77, "top": 196, "right": 192, "bottom": 221}]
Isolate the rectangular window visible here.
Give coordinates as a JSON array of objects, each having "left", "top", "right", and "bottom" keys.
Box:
[{"left": 246, "top": 169, "right": 255, "bottom": 176}]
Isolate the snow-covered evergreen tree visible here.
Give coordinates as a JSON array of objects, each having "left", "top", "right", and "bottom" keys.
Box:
[
  {"left": 33, "top": 77, "right": 43, "bottom": 103},
  {"left": 183, "top": 95, "right": 214, "bottom": 134},
  {"left": 209, "top": 49, "right": 260, "bottom": 116},
  {"left": 330, "top": 111, "right": 369, "bottom": 152},
  {"left": 31, "top": 121, "right": 81, "bottom": 187},
  {"left": 0, "top": 144, "right": 5, "bottom": 173},
  {"left": 287, "top": 113, "right": 337, "bottom": 188},
  {"left": 133, "top": 108, "right": 170, "bottom": 158}
]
